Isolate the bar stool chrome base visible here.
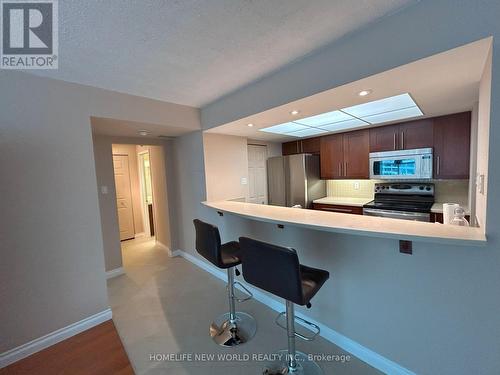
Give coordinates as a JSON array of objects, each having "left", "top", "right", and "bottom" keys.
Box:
[
  {"left": 210, "top": 312, "right": 257, "bottom": 347},
  {"left": 263, "top": 350, "right": 322, "bottom": 375}
]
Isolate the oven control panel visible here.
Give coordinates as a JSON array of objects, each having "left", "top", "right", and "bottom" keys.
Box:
[{"left": 374, "top": 183, "right": 434, "bottom": 196}]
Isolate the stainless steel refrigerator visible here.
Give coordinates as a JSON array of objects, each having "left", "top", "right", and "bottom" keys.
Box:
[{"left": 267, "top": 154, "right": 325, "bottom": 208}]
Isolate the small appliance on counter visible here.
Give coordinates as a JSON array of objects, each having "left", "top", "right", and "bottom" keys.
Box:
[
  {"left": 267, "top": 154, "right": 325, "bottom": 209},
  {"left": 363, "top": 182, "right": 435, "bottom": 222}
]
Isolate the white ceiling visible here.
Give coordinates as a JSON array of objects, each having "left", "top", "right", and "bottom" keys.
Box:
[
  {"left": 90, "top": 117, "right": 191, "bottom": 139},
  {"left": 208, "top": 37, "right": 492, "bottom": 142},
  {"left": 32, "top": 0, "right": 417, "bottom": 107}
]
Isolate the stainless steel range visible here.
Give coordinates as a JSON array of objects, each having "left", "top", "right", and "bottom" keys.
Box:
[{"left": 363, "top": 183, "right": 435, "bottom": 222}]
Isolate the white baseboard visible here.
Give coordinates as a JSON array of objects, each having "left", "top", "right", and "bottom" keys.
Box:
[
  {"left": 106, "top": 267, "right": 125, "bottom": 279},
  {"left": 156, "top": 241, "right": 174, "bottom": 257},
  {"left": 175, "top": 250, "right": 415, "bottom": 375},
  {"left": 0, "top": 308, "right": 112, "bottom": 369}
]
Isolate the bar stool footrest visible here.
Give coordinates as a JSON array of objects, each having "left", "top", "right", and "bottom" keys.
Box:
[
  {"left": 233, "top": 281, "right": 253, "bottom": 302},
  {"left": 275, "top": 311, "right": 320, "bottom": 341}
]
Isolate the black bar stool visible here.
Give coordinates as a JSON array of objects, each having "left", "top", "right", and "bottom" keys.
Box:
[
  {"left": 193, "top": 219, "right": 256, "bottom": 347},
  {"left": 239, "top": 237, "right": 330, "bottom": 375}
]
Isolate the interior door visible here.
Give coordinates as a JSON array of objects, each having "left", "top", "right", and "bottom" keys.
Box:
[
  {"left": 247, "top": 144, "right": 268, "bottom": 204},
  {"left": 113, "top": 155, "right": 135, "bottom": 241}
]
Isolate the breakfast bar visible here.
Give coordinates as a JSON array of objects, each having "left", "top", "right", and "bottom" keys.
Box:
[{"left": 203, "top": 200, "right": 487, "bottom": 246}]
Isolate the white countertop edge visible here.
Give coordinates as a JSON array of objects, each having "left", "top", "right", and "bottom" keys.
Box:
[
  {"left": 312, "top": 197, "right": 372, "bottom": 207},
  {"left": 203, "top": 201, "right": 486, "bottom": 246}
]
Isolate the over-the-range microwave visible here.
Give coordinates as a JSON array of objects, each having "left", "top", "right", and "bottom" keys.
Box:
[{"left": 369, "top": 148, "right": 433, "bottom": 180}]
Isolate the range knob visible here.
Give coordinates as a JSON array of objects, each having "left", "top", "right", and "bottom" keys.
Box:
[
  {"left": 425, "top": 186, "right": 431, "bottom": 191},
  {"left": 419, "top": 186, "right": 424, "bottom": 190}
]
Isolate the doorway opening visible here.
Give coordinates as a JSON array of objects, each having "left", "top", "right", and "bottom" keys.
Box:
[
  {"left": 138, "top": 150, "right": 155, "bottom": 237},
  {"left": 112, "top": 144, "right": 155, "bottom": 242},
  {"left": 247, "top": 143, "right": 268, "bottom": 204}
]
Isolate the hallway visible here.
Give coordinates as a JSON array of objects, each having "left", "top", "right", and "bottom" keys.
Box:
[{"left": 107, "top": 238, "right": 380, "bottom": 375}]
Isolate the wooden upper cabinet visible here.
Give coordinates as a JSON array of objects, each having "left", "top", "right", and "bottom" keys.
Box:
[
  {"left": 399, "top": 119, "right": 434, "bottom": 150},
  {"left": 301, "top": 137, "right": 320, "bottom": 154},
  {"left": 320, "top": 130, "right": 369, "bottom": 179},
  {"left": 369, "top": 119, "right": 433, "bottom": 152},
  {"left": 282, "top": 141, "right": 299, "bottom": 155},
  {"left": 343, "top": 130, "right": 370, "bottom": 178},
  {"left": 282, "top": 138, "right": 320, "bottom": 155},
  {"left": 320, "top": 134, "right": 343, "bottom": 179},
  {"left": 433, "top": 112, "right": 471, "bottom": 179},
  {"left": 369, "top": 124, "right": 399, "bottom": 152}
]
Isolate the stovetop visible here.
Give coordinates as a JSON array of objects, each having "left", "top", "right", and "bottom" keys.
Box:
[
  {"left": 363, "top": 182, "right": 435, "bottom": 213},
  {"left": 363, "top": 200, "right": 434, "bottom": 213}
]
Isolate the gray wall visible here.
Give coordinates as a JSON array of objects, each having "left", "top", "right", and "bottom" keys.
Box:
[
  {"left": 170, "top": 1, "right": 500, "bottom": 374},
  {"left": 0, "top": 72, "right": 199, "bottom": 353}
]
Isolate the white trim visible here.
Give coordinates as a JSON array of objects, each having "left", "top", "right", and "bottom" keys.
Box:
[
  {"left": 106, "top": 267, "right": 125, "bottom": 279},
  {"left": 156, "top": 241, "right": 174, "bottom": 257},
  {"left": 0, "top": 309, "right": 112, "bottom": 369},
  {"left": 175, "top": 250, "right": 415, "bottom": 375},
  {"left": 134, "top": 232, "right": 146, "bottom": 238}
]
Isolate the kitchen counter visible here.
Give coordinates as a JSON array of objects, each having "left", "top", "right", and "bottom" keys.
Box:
[
  {"left": 431, "top": 202, "right": 470, "bottom": 214},
  {"left": 203, "top": 200, "right": 486, "bottom": 246},
  {"left": 313, "top": 197, "right": 372, "bottom": 207}
]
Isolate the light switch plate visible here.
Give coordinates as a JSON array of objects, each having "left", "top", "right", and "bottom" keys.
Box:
[
  {"left": 101, "top": 185, "right": 108, "bottom": 194},
  {"left": 241, "top": 177, "right": 248, "bottom": 185}
]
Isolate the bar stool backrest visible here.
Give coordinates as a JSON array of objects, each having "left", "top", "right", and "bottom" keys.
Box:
[
  {"left": 239, "top": 237, "right": 303, "bottom": 305},
  {"left": 193, "top": 219, "right": 222, "bottom": 267}
]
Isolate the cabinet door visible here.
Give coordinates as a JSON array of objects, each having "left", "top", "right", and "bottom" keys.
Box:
[
  {"left": 399, "top": 119, "right": 434, "bottom": 150},
  {"left": 433, "top": 112, "right": 471, "bottom": 179},
  {"left": 369, "top": 124, "right": 399, "bottom": 152},
  {"left": 343, "top": 129, "right": 370, "bottom": 179},
  {"left": 301, "top": 137, "right": 320, "bottom": 154},
  {"left": 282, "top": 141, "right": 299, "bottom": 155},
  {"left": 320, "top": 134, "right": 343, "bottom": 179}
]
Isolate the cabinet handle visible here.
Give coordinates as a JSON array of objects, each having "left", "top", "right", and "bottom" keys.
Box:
[
  {"left": 401, "top": 132, "right": 405, "bottom": 149},
  {"left": 338, "top": 163, "right": 342, "bottom": 177},
  {"left": 344, "top": 162, "right": 348, "bottom": 176},
  {"left": 437, "top": 156, "right": 440, "bottom": 176},
  {"left": 393, "top": 133, "right": 397, "bottom": 150}
]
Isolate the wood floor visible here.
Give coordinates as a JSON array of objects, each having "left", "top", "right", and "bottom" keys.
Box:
[{"left": 0, "top": 320, "right": 134, "bottom": 375}]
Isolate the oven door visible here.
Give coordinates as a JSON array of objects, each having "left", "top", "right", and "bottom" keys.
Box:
[{"left": 363, "top": 208, "right": 430, "bottom": 222}]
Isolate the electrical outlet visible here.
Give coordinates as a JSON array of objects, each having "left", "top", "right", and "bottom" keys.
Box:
[
  {"left": 241, "top": 177, "right": 248, "bottom": 185},
  {"left": 101, "top": 186, "right": 108, "bottom": 194},
  {"left": 353, "top": 182, "right": 360, "bottom": 190}
]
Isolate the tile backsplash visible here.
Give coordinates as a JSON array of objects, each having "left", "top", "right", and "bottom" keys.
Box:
[
  {"left": 326, "top": 179, "right": 470, "bottom": 204},
  {"left": 326, "top": 180, "right": 378, "bottom": 198}
]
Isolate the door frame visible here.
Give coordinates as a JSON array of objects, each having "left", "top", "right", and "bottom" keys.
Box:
[{"left": 137, "top": 149, "right": 154, "bottom": 239}]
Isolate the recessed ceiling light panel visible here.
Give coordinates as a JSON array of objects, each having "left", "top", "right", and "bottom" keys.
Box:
[
  {"left": 358, "top": 89, "right": 372, "bottom": 97},
  {"left": 247, "top": 123, "right": 254, "bottom": 127},
  {"left": 290, "top": 110, "right": 300, "bottom": 115},
  {"left": 260, "top": 122, "right": 309, "bottom": 134},
  {"left": 342, "top": 93, "right": 418, "bottom": 118},
  {"left": 287, "top": 128, "right": 327, "bottom": 137},
  {"left": 361, "top": 106, "right": 423, "bottom": 124},
  {"left": 294, "top": 110, "right": 353, "bottom": 126},
  {"left": 138, "top": 130, "right": 148, "bottom": 136},
  {"left": 258, "top": 93, "right": 423, "bottom": 138}
]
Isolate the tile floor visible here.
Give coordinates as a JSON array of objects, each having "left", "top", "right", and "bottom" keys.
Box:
[{"left": 107, "top": 237, "right": 381, "bottom": 375}]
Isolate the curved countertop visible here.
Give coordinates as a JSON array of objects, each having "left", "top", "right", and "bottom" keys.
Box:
[
  {"left": 203, "top": 200, "right": 486, "bottom": 246},
  {"left": 312, "top": 197, "right": 372, "bottom": 207}
]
